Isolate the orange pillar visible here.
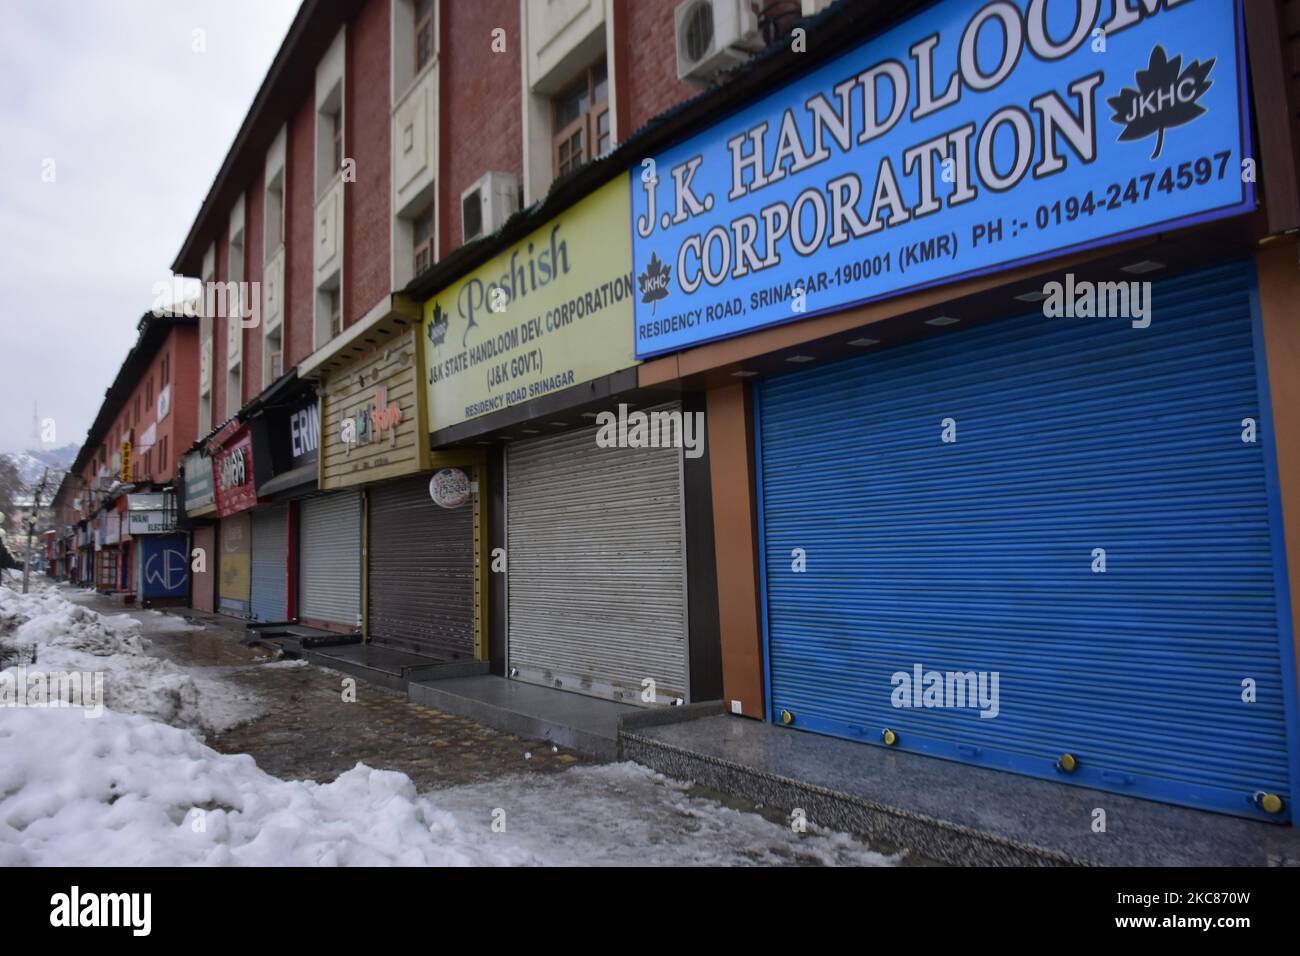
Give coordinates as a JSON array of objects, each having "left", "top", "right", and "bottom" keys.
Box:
[{"left": 707, "top": 383, "right": 765, "bottom": 719}]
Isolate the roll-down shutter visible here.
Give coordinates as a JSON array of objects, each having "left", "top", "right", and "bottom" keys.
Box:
[
  {"left": 299, "top": 492, "right": 361, "bottom": 627},
  {"left": 759, "top": 261, "right": 1292, "bottom": 821},
  {"left": 507, "top": 405, "right": 688, "bottom": 704},
  {"left": 368, "top": 476, "right": 476, "bottom": 658},
  {"left": 250, "top": 505, "right": 289, "bottom": 622},
  {"left": 218, "top": 514, "right": 251, "bottom": 617}
]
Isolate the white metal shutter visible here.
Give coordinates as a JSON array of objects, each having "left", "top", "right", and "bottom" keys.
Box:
[
  {"left": 298, "top": 492, "right": 361, "bottom": 627},
  {"left": 249, "top": 505, "right": 289, "bottom": 622},
  {"left": 507, "top": 404, "right": 688, "bottom": 704}
]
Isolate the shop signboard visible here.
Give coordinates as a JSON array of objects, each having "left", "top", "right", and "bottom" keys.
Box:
[
  {"left": 214, "top": 430, "right": 258, "bottom": 516},
  {"left": 422, "top": 177, "right": 637, "bottom": 434},
  {"left": 630, "top": 0, "right": 1252, "bottom": 357},
  {"left": 183, "top": 450, "right": 216, "bottom": 515},
  {"left": 320, "top": 331, "right": 427, "bottom": 490}
]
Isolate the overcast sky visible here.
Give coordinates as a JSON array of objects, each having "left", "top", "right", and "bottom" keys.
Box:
[{"left": 0, "top": 0, "right": 300, "bottom": 455}]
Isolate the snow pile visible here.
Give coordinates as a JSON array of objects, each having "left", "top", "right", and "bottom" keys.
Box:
[
  {"left": 0, "top": 707, "right": 535, "bottom": 866},
  {"left": 0, "top": 584, "right": 257, "bottom": 734},
  {"left": 0, "top": 707, "right": 897, "bottom": 867}
]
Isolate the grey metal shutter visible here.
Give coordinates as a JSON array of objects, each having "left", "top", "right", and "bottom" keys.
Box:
[
  {"left": 758, "top": 260, "right": 1293, "bottom": 822},
  {"left": 368, "top": 476, "right": 476, "bottom": 658},
  {"left": 249, "top": 505, "right": 289, "bottom": 622},
  {"left": 507, "top": 404, "right": 688, "bottom": 704},
  {"left": 298, "top": 492, "right": 361, "bottom": 627}
]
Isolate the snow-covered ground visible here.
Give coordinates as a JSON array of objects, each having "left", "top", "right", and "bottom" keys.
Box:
[
  {"left": 0, "top": 576, "right": 260, "bottom": 733},
  {"left": 0, "top": 577, "right": 898, "bottom": 867}
]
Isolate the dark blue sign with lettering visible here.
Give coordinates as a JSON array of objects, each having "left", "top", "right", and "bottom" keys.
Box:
[
  {"left": 630, "top": 0, "right": 1251, "bottom": 358},
  {"left": 141, "top": 534, "right": 189, "bottom": 599}
]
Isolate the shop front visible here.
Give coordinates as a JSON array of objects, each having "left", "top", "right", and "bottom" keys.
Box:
[
  {"left": 419, "top": 177, "right": 719, "bottom": 704},
  {"left": 126, "top": 493, "right": 188, "bottom": 607},
  {"left": 210, "top": 421, "right": 259, "bottom": 619},
  {"left": 631, "top": 0, "right": 1300, "bottom": 820},
  {"left": 77, "top": 520, "right": 92, "bottom": 587},
  {"left": 181, "top": 449, "right": 217, "bottom": 613},
  {"left": 94, "top": 511, "right": 120, "bottom": 592},
  {"left": 312, "top": 300, "right": 475, "bottom": 647},
  {"left": 246, "top": 379, "right": 321, "bottom": 624}
]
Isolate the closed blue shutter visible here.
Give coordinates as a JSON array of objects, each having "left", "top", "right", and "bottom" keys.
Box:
[
  {"left": 758, "top": 261, "right": 1293, "bottom": 821},
  {"left": 250, "top": 505, "right": 288, "bottom": 622}
]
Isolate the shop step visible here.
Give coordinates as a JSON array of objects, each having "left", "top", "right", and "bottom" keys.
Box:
[
  {"left": 408, "top": 675, "right": 638, "bottom": 760},
  {"left": 619, "top": 715, "right": 1300, "bottom": 867}
]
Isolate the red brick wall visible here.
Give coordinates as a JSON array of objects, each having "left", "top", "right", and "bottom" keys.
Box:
[
  {"left": 83, "top": 323, "right": 198, "bottom": 487},
  {"left": 443, "top": 0, "right": 522, "bottom": 252},
  {"left": 245, "top": 173, "right": 265, "bottom": 396},
  {"left": 169, "top": 324, "right": 200, "bottom": 466},
  {"left": 286, "top": 97, "right": 315, "bottom": 368},
  {"left": 345, "top": 0, "right": 392, "bottom": 324},
  {"left": 622, "top": 0, "right": 698, "bottom": 134}
]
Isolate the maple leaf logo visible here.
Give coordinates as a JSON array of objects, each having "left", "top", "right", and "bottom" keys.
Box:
[
  {"left": 427, "top": 302, "right": 448, "bottom": 349},
  {"left": 638, "top": 251, "right": 672, "bottom": 315},
  {"left": 1107, "top": 45, "right": 1214, "bottom": 160}
]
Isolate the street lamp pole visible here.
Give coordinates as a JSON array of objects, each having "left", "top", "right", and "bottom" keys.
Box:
[{"left": 21, "top": 468, "right": 48, "bottom": 595}]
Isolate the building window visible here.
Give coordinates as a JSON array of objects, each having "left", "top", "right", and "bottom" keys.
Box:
[
  {"left": 413, "top": 204, "right": 435, "bottom": 276},
  {"left": 329, "top": 288, "right": 342, "bottom": 338},
  {"left": 159, "top": 436, "right": 168, "bottom": 473},
  {"left": 415, "top": 0, "right": 435, "bottom": 73},
  {"left": 267, "top": 177, "right": 285, "bottom": 250},
  {"left": 552, "top": 60, "right": 609, "bottom": 178},
  {"left": 330, "top": 109, "right": 343, "bottom": 175},
  {"left": 146, "top": 377, "right": 153, "bottom": 409}
]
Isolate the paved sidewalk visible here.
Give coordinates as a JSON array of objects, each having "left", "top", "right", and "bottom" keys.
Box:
[
  {"left": 624, "top": 714, "right": 1300, "bottom": 867},
  {"left": 54, "top": 589, "right": 929, "bottom": 865},
  {"left": 64, "top": 592, "right": 589, "bottom": 787}
]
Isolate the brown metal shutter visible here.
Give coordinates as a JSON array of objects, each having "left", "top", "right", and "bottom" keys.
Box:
[
  {"left": 367, "top": 475, "right": 476, "bottom": 659},
  {"left": 191, "top": 526, "right": 215, "bottom": 612}
]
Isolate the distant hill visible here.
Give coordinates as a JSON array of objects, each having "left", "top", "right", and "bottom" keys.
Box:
[{"left": 4, "top": 443, "right": 79, "bottom": 488}]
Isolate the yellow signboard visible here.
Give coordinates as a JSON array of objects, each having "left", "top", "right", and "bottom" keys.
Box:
[
  {"left": 119, "top": 440, "right": 132, "bottom": 483},
  {"left": 422, "top": 177, "right": 636, "bottom": 434},
  {"left": 319, "top": 327, "right": 430, "bottom": 490}
]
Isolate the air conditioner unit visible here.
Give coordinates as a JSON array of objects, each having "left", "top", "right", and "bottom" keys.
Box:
[
  {"left": 461, "top": 171, "right": 519, "bottom": 243},
  {"left": 675, "top": 0, "right": 763, "bottom": 83}
]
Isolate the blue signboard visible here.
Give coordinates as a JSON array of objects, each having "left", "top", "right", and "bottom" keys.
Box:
[
  {"left": 141, "top": 535, "right": 189, "bottom": 600},
  {"left": 630, "top": 0, "right": 1252, "bottom": 358}
]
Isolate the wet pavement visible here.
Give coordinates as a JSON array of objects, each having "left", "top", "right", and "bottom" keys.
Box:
[
  {"left": 63, "top": 590, "right": 589, "bottom": 787},
  {"left": 58, "top": 588, "right": 927, "bottom": 865}
]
